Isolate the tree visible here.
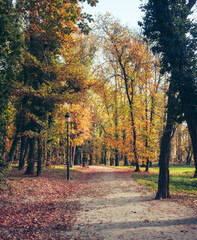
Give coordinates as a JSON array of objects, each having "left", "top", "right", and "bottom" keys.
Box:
[
  {"left": 140, "top": 0, "right": 197, "bottom": 198},
  {"left": 0, "top": 0, "right": 23, "bottom": 181},
  {"left": 6, "top": 0, "right": 98, "bottom": 175},
  {"left": 94, "top": 14, "right": 164, "bottom": 170},
  {"left": 0, "top": 0, "right": 22, "bottom": 155}
]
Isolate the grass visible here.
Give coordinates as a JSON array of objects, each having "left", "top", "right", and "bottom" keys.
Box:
[{"left": 131, "top": 163, "right": 197, "bottom": 197}]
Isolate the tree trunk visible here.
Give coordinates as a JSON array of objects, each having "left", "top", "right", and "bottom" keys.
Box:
[
  {"left": 134, "top": 161, "right": 140, "bottom": 172},
  {"left": 186, "top": 145, "right": 193, "bottom": 165},
  {"left": 89, "top": 152, "right": 93, "bottom": 165},
  {"left": 183, "top": 106, "right": 197, "bottom": 178},
  {"left": 120, "top": 61, "right": 139, "bottom": 171},
  {"left": 25, "top": 137, "right": 35, "bottom": 175},
  {"left": 114, "top": 76, "right": 119, "bottom": 167},
  {"left": 124, "top": 155, "right": 129, "bottom": 166},
  {"left": 74, "top": 147, "right": 79, "bottom": 165},
  {"left": 104, "top": 148, "right": 107, "bottom": 165},
  {"left": 130, "top": 110, "right": 139, "bottom": 172},
  {"left": 18, "top": 136, "right": 28, "bottom": 170},
  {"left": 176, "top": 126, "right": 182, "bottom": 163},
  {"left": 7, "top": 134, "right": 19, "bottom": 162},
  {"left": 115, "top": 148, "right": 119, "bottom": 166},
  {"left": 155, "top": 84, "right": 175, "bottom": 199},
  {"left": 145, "top": 158, "right": 150, "bottom": 172},
  {"left": 46, "top": 142, "right": 51, "bottom": 166},
  {"left": 37, "top": 138, "right": 42, "bottom": 176},
  {"left": 70, "top": 145, "right": 76, "bottom": 167},
  {"left": 82, "top": 149, "right": 86, "bottom": 167},
  {"left": 145, "top": 88, "right": 150, "bottom": 173},
  {"left": 79, "top": 151, "right": 82, "bottom": 164},
  {"left": 123, "top": 130, "right": 128, "bottom": 166},
  {"left": 110, "top": 157, "right": 114, "bottom": 166}
]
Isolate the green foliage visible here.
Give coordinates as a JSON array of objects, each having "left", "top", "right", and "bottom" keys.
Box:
[
  {"left": 0, "top": 0, "right": 23, "bottom": 155},
  {"left": 140, "top": 0, "right": 197, "bottom": 114}
]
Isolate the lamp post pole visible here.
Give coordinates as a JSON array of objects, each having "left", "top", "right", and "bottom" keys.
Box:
[{"left": 65, "top": 113, "right": 70, "bottom": 181}]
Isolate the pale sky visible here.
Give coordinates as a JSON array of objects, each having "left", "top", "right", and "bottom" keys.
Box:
[{"left": 82, "top": 0, "right": 143, "bottom": 30}]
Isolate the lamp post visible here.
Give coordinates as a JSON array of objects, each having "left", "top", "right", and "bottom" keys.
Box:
[{"left": 65, "top": 112, "right": 70, "bottom": 181}]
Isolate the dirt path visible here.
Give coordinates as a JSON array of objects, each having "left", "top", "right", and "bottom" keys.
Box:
[{"left": 63, "top": 166, "right": 197, "bottom": 240}]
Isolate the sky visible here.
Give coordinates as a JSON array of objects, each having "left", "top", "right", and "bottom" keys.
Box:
[{"left": 81, "top": 0, "right": 143, "bottom": 30}]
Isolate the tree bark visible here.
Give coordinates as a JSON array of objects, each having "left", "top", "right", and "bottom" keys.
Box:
[
  {"left": 186, "top": 145, "right": 193, "bottom": 165},
  {"left": 18, "top": 136, "right": 28, "bottom": 170},
  {"left": 130, "top": 109, "right": 140, "bottom": 171},
  {"left": 74, "top": 147, "right": 79, "bottom": 165},
  {"left": 182, "top": 105, "right": 197, "bottom": 177},
  {"left": 25, "top": 137, "right": 35, "bottom": 175},
  {"left": 123, "top": 130, "right": 129, "bottom": 166},
  {"left": 114, "top": 76, "right": 119, "bottom": 167},
  {"left": 82, "top": 149, "right": 86, "bottom": 167},
  {"left": 124, "top": 155, "right": 129, "bottom": 166},
  {"left": 155, "top": 83, "right": 176, "bottom": 199},
  {"left": 46, "top": 141, "right": 52, "bottom": 166},
  {"left": 145, "top": 158, "right": 150, "bottom": 172},
  {"left": 37, "top": 138, "right": 42, "bottom": 176},
  {"left": 115, "top": 148, "right": 119, "bottom": 166},
  {"left": 89, "top": 152, "right": 93, "bottom": 165},
  {"left": 7, "top": 134, "right": 19, "bottom": 162},
  {"left": 110, "top": 157, "right": 114, "bottom": 166},
  {"left": 70, "top": 145, "right": 76, "bottom": 167},
  {"left": 104, "top": 148, "right": 107, "bottom": 165}
]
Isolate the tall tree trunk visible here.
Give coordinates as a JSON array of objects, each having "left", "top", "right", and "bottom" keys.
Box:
[
  {"left": 104, "top": 148, "right": 107, "bottom": 165},
  {"left": 70, "top": 145, "right": 76, "bottom": 167},
  {"left": 89, "top": 152, "right": 93, "bottom": 165},
  {"left": 114, "top": 78, "right": 119, "bottom": 167},
  {"left": 186, "top": 145, "right": 193, "bottom": 165},
  {"left": 124, "top": 155, "right": 129, "bottom": 166},
  {"left": 145, "top": 84, "right": 150, "bottom": 172},
  {"left": 130, "top": 110, "right": 140, "bottom": 171},
  {"left": 176, "top": 126, "right": 182, "bottom": 163},
  {"left": 123, "top": 130, "right": 129, "bottom": 166},
  {"left": 7, "top": 134, "right": 19, "bottom": 162},
  {"left": 110, "top": 147, "right": 114, "bottom": 166},
  {"left": 25, "top": 137, "right": 35, "bottom": 175},
  {"left": 120, "top": 60, "right": 139, "bottom": 170},
  {"left": 37, "top": 138, "right": 42, "bottom": 176},
  {"left": 82, "top": 149, "right": 86, "bottom": 167},
  {"left": 74, "top": 147, "right": 79, "bottom": 165},
  {"left": 46, "top": 142, "right": 51, "bottom": 166},
  {"left": 183, "top": 106, "right": 197, "bottom": 177},
  {"left": 155, "top": 84, "right": 176, "bottom": 199},
  {"left": 145, "top": 158, "right": 150, "bottom": 172},
  {"left": 115, "top": 148, "right": 119, "bottom": 166},
  {"left": 18, "top": 136, "right": 28, "bottom": 170},
  {"left": 110, "top": 157, "right": 114, "bottom": 166}
]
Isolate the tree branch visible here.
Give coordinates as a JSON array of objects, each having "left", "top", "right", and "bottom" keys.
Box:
[{"left": 187, "top": 0, "right": 196, "bottom": 10}]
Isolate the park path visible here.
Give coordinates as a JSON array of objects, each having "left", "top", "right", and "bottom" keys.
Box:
[{"left": 65, "top": 166, "right": 197, "bottom": 240}]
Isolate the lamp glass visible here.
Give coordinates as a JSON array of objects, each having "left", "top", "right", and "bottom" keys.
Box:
[{"left": 65, "top": 113, "right": 70, "bottom": 123}]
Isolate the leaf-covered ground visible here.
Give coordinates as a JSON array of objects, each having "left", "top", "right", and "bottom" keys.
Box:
[
  {"left": 0, "top": 165, "right": 197, "bottom": 239},
  {"left": 0, "top": 167, "right": 88, "bottom": 240}
]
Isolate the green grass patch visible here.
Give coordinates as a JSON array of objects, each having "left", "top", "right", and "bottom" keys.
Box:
[
  {"left": 131, "top": 164, "right": 197, "bottom": 196},
  {"left": 132, "top": 172, "right": 158, "bottom": 193}
]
